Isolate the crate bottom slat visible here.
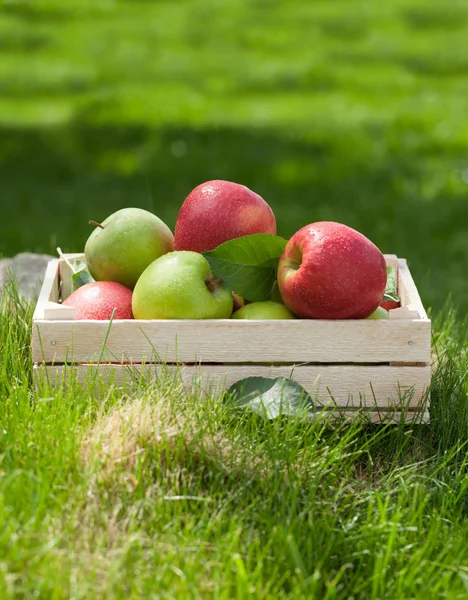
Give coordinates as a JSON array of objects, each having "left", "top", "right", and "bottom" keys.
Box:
[{"left": 34, "top": 362, "right": 431, "bottom": 413}]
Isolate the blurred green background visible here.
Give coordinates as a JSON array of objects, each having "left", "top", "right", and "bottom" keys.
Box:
[{"left": 1, "top": 0, "right": 467, "bottom": 312}]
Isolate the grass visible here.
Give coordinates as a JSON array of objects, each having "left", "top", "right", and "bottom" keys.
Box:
[
  {"left": 2, "top": 282, "right": 468, "bottom": 598},
  {"left": 1, "top": 0, "right": 468, "bottom": 312}
]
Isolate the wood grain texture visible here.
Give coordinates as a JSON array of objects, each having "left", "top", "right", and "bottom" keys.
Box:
[
  {"left": 33, "top": 363, "right": 431, "bottom": 409},
  {"left": 31, "top": 317, "right": 431, "bottom": 364}
]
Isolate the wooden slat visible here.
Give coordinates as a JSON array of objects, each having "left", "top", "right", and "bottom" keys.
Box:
[
  {"left": 43, "top": 302, "right": 76, "bottom": 320},
  {"left": 32, "top": 260, "right": 60, "bottom": 320},
  {"left": 398, "top": 258, "right": 428, "bottom": 320},
  {"left": 31, "top": 317, "right": 431, "bottom": 364},
  {"left": 33, "top": 363, "right": 431, "bottom": 409},
  {"left": 389, "top": 307, "right": 420, "bottom": 320},
  {"left": 59, "top": 252, "right": 86, "bottom": 300}
]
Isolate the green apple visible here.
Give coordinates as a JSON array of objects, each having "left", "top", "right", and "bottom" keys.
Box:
[
  {"left": 132, "top": 251, "right": 233, "bottom": 319},
  {"left": 366, "top": 306, "right": 389, "bottom": 320},
  {"left": 85, "top": 208, "right": 174, "bottom": 289},
  {"left": 232, "top": 301, "right": 295, "bottom": 320}
]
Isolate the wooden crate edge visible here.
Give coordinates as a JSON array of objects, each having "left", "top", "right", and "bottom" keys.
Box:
[
  {"left": 33, "top": 363, "right": 429, "bottom": 424},
  {"left": 33, "top": 362, "right": 431, "bottom": 411}
]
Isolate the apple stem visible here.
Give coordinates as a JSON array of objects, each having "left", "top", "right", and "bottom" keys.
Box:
[
  {"left": 89, "top": 220, "right": 104, "bottom": 229},
  {"left": 205, "top": 276, "right": 223, "bottom": 293}
]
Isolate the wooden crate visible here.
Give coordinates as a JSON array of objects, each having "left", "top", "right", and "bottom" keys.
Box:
[{"left": 32, "top": 254, "right": 431, "bottom": 423}]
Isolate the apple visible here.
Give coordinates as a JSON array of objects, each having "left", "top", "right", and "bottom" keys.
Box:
[
  {"left": 174, "top": 180, "right": 276, "bottom": 252},
  {"left": 278, "top": 222, "right": 387, "bottom": 320},
  {"left": 366, "top": 306, "right": 389, "bottom": 320},
  {"left": 62, "top": 281, "right": 133, "bottom": 320},
  {"left": 132, "top": 251, "right": 233, "bottom": 319},
  {"left": 380, "top": 299, "right": 400, "bottom": 311},
  {"left": 232, "top": 301, "right": 295, "bottom": 320},
  {"left": 85, "top": 208, "right": 174, "bottom": 289}
]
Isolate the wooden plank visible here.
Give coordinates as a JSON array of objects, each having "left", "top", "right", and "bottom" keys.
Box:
[
  {"left": 32, "top": 260, "right": 60, "bottom": 321},
  {"left": 31, "top": 317, "right": 431, "bottom": 364},
  {"left": 398, "top": 259, "right": 428, "bottom": 320},
  {"left": 59, "top": 256, "right": 76, "bottom": 301},
  {"left": 59, "top": 252, "right": 86, "bottom": 300},
  {"left": 33, "top": 363, "right": 431, "bottom": 409},
  {"left": 33, "top": 364, "right": 430, "bottom": 424},
  {"left": 389, "top": 307, "right": 420, "bottom": 321},
  {"left": 43, "top": 302, "right": 76, "bottom": 320}
]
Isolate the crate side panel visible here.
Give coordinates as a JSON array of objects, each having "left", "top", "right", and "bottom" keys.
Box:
[
  {"left": 31, "top": 319, "right": 431, "bottom": 364},
  {"left": 59, "top": 253, "right": 86, "bottom": 300},
  {"left": 34, "top": 363, "right": 430, "bottom": 409},
  {"left": 32, "top": 260, "right": 60, "bottom": 321},
  {"left": 398, "top": 259, "right": 428, "bottom": 320}
]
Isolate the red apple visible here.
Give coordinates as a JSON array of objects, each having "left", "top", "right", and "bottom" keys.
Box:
[
  {"left": 277, "top": 222, "right": 387, "bottom": 320},
  {"left": 174, "top": 180, "right": 276, "bottom": 252},
  {"left": 380, "top": 299, "right": 401, "bottom": 311},
  {"left": 62, "top": 281, "right": 133, "bottom": 320}
]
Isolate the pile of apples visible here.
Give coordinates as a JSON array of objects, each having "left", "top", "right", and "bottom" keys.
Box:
[{"left": 63, "top": 180, "right": 391, "bottom": 321}]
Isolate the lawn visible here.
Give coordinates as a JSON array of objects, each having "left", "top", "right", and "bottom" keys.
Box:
[{"left": 1, "top": 0, "right": 468, "bottom": 597}]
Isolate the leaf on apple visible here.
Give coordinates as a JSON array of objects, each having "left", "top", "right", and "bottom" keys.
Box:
[
  {"left": 382, "top": 265, "right": 399, "bottom": 303},
  {"left": 224, "top": 376, "right": 315, "bottom": 420},
  {"left": 203, "top": 234, "right": 287, "bottom": 302},
  {"left": 72, "top": 260, "right": 95, "bottom": 291}
]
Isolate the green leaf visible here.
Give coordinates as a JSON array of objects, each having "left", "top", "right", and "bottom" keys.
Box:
[
  {"left": 72, "top": 260, "right": 94, "bottom": 291},
  {"left": 224, "top": 376, "right": 315, "bottom": 420},
  {"left": 382, "top": 265, "right": 400, "bottom": 303},
  {"left": 205, "top": 234, "right": 287, "bottom": 265},
  {"left": 203, "top": 234, "right": 287, "bottom": 302}
]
